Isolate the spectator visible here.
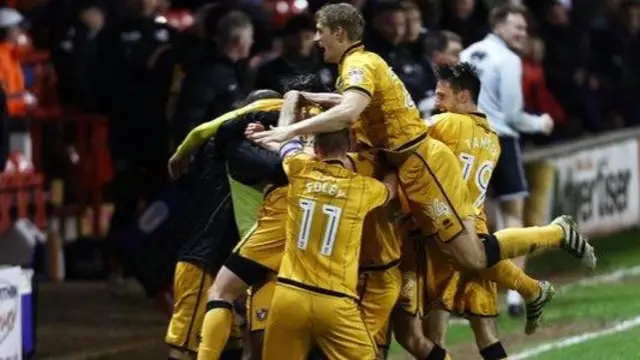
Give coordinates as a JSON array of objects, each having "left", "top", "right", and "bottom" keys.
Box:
[
  {"left": 593, "top": 0, "right": 640, "bottom": 127},
  {"left": 401, "top": 0, "right": 427, "bottom": 59},
  {"left": 521, "top": 36, "right": 567, "bottom": 131},
  {"left": 51, "top": 2, "right": 105, "bottom": 111},
  {"left": 171, "top": 9, "right": 253, "bottom": 140},
  {"left": 98, "top": 0, "right": 176, "bottom": 294},
  {"left": 461, "top": 4, "right": 553, "bottom": 316},
  {"left": 418, "top": 30, "right": 463, "bottom": 116},
  {"left": 0, "top": 7, "right": 35, "bottom": 118},
  {"left": 365, "top": 0, "right": 431, "bottom": 103},
  {"left": 254, "top": 14, "right": 334, "bottom": 93},
  {"left": 538, "top": 1, "right": 593, "bottom": 124},
  {"left": 440, "top": 0, "right": 490, "bottom": 47}
]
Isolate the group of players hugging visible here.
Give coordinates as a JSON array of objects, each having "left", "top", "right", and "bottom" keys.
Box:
[{"left": 162, "top": 3, "right": 597, "bottom": 360}]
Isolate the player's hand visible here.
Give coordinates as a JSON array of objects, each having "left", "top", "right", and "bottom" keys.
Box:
[
  {"left": 540, "top": 114, "right": 554, "bottom": 135},
  {"left": 245, "top": 122, "right": 265, "bottom": 138},
  {"left": 167, "top": 154, "right": 189, "bottom": 180},
  {"left": 248, "top": 125, "right": 296, "bottom": 145}
]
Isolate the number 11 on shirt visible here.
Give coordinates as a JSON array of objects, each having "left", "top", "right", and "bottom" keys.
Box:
[{"left": 297, "top": 198, "right": 343, "bottom": 256}]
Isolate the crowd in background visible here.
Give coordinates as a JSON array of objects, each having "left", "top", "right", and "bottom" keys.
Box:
[{"left": 0, "top": 0, "right": 638, "bottom": 282}]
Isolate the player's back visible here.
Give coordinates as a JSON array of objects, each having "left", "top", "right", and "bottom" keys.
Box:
[
  {"left": 336, "top": 44, "right": 427, "bottom": 152},
  {"left": 346, "top": 152, "right": 402, "bottom": 269},
  {"left": 426, "top": 112, "right": 501, "bottom": 234},
  {"left": 279, "top": 152, "right": 389, "bottom": 299}
]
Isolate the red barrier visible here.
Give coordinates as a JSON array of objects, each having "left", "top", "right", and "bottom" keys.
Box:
[
  {"left": 0, "top": 158, "right": 47, "bottom": 234},
  {"left": 30, "top": 110, "right": 112, "bottom": 237}
]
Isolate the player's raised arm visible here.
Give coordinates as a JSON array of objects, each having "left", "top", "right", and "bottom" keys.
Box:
[
  {"left": 250, "top": 90, "right": 369, "bottom": 144},
  {"left": 300, "top": 91, "right": 344, "bottom": 107}
]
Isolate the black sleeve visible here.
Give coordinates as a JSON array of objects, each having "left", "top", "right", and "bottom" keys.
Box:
[
  {"left": 172, "top": 63, "right": 220, "bottom": 139},
  {"left": 224, "top": 139, "right": 287, "bottom": 186}
]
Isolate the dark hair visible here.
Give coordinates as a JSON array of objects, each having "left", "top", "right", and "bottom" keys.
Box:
[
  {"left": 423, "top": 31, "right": 447, "bottom": 55},
  {"left": 281, "top": 13, "right": 315, "bottom": 36},
  {"left": 372, "top": 0, "right": 403, "bottom": 17},
  {"left": 314, "top": 128, "right": 351, "bottom": 156},
  {"left": 244, "top": 89, "right": 282, "bottom": 104},
  {"left": 284, "top": 74, "right": 330, "bottom": 93},
  {"left": 489, "top": 3, "right": 529, "bottom": 28},
  {"left": 214, "top": 10, "right": 252, "bottom": 46},
  {"left": 436, "top": 62, "right": 481, "bottom": 104}
]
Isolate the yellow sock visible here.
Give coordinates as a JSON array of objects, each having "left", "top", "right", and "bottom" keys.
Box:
[
  {"left": 480, "top": 261, "right": 541, "bottom": 302},
  {"left": 494, "top": 225, "right": 564, "bottom": 260},
  {"left": 197, "top": 302, "right": 234, "bottom": 360}
]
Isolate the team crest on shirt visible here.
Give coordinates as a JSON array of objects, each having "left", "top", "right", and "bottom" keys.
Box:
[
  {"left": 426, "top": 199, "right": 451, "bottom": 221},
  {"left": 346, "top": 67, "right": 365, "bottom": 84},
  {"left": 256, "top": 308, "right": 268, "bottom": 321}
]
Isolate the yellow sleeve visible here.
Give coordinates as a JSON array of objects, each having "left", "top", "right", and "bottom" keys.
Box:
[
  {"left": 426, "top": 113, "right": 459, "bottom": 149},
  {"left": 341, "top": 54, "right": 376, "bottom": 97},
  {"left": 173, "top": 98, "right": 284, "bottom": 158},
  {"left": 174, "top": 109, "right": 241, "bottom": 157},
  {"left": 282, "top": 150, "right": 313, "bottom": 177},
  {"left": 364, "top": 177, "right": 390, "bottom": 211}
]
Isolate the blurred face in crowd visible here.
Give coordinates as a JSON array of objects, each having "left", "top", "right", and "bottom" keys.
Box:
[
  {"left": 546, "top": 4, "right": 569, "bottom": 27},
  {"left": 495, "top": 12, "right": 528, "bottom": 52},
  {"left": 284, "top": 30, "right": 315, "bottom": 57},
  {"left": 435, "top": 80, "right": 468, "bottom": 112},
  {"left": 522, "top": 36, "right": 545, "bottom": 62},
  {"left": 433, "top": 39, "right": 462, "bottom": 66},
  {"left": 79, "top": 7, "right": 105, "bottom": 31},
  {"left": 404, "top": 7, "right": 422, "bottom": 43},
  {"left": 626, "top": 4, "right": 640, "bottom": 33},
  {"left": 3, "top": 26, "right": 23, "bottom": 44},
  {"left": 455, "top": 0, "right": 475, "bottom": 20},
  {"left": 373, "top": 10, "right": 406, "bottom": 45},
  {"left": 234, "top": 25, "right": 254, "bottom": 59}
]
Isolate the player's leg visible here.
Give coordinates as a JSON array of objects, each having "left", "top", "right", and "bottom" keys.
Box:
[
  {"left": 392, "top": 234, "right": 452, "bottom": 360},
  {"left": 484, "top": 137, "right": 595, "bottom": 269},
  {"left": 392, "top": 310, "right": 451, "bottom": 360},
  {"left": 374, "top": 320, "right": 393, "bottom": 360},
  {"left": 245, "top": 276, "right": 276, "bottom": 360},
  {"left": 315, "top": 295, "right": 378, "bottom": 360},
  {"left": 468, "top": 317, "right": 508, "bottom": 360},
  {"left": 262, "top": 285, "right": 313, "bottom": 360},
  {"left": 166, "top": 261, "right": 214, "bottom": 359},
  {"left": 400, "top": 140, "right": 594, "bottom": 273},
  {"left": 422, "top": 307, "right": 449, "bottom": 347},
  {"left": 358, "top": 267, "right": 402, "bottom": 341},
  {"left": 199, "top": 222, "right": 284, "bottom": 360}
]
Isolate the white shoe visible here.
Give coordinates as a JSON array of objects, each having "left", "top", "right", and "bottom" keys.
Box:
[
  {"left": 552, "top": 215, "right": 597, "bottom": 269},
  {"left": 525, "top": 281, "right": 556, "bottom": 335}
]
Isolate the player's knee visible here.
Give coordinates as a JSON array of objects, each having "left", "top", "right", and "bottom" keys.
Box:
[
  {"left": 447, "top": 236, "right": 487, "bottom": 271},
  {"left": 469, "top": 317, "right": 500, "bottom": 350}
]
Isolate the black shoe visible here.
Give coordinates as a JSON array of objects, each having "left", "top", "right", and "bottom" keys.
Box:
[{"left": 508, "top": 303, "right": 525, "bottom": 317}]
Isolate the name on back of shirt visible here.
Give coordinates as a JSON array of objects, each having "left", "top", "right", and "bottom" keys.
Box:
[
  {"left": 464, "top": 137, "right": 499, "bottom": 157},
  {"left": 305, "top": 181, "right": 347, "bottom": 198}
]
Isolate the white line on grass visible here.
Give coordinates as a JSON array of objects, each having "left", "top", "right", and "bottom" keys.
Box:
[
  {"left": 449, "top": 265, "right": 640, "bottom": 326},
  {"left": 511, "top": 315, "right": 640, "bottom": 359}
]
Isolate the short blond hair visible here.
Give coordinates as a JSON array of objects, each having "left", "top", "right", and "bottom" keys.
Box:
[{"left": 315, "top": 3, "right": 365, "bottom": 42}]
